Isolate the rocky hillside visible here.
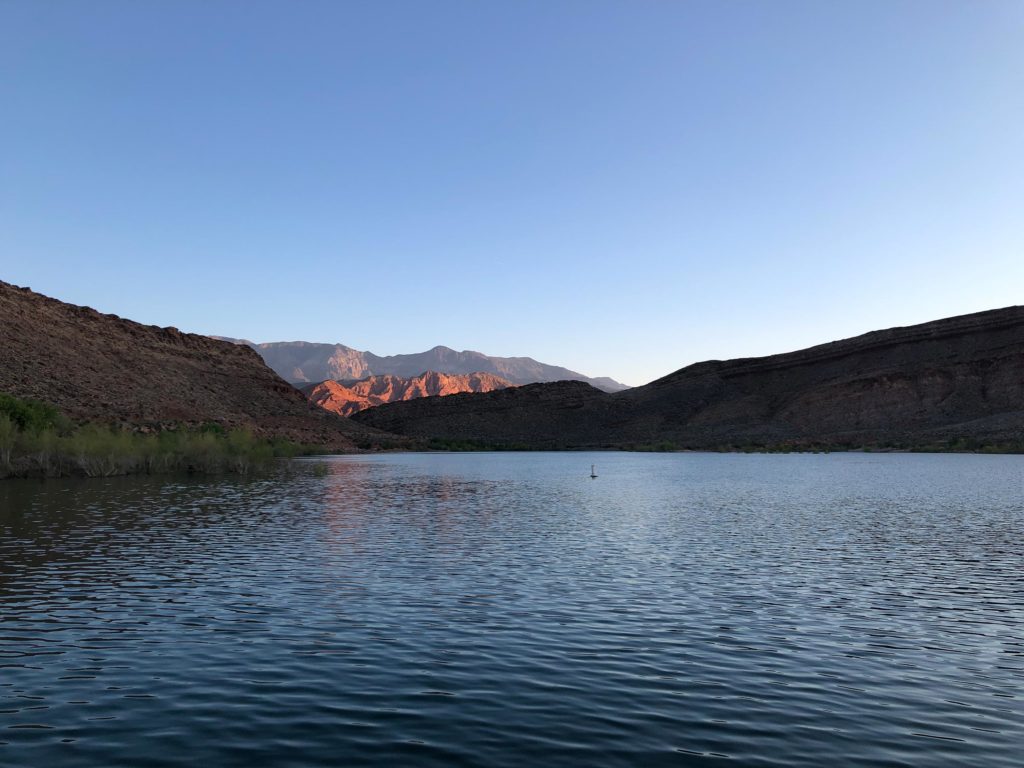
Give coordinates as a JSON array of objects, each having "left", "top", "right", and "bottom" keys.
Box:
[
  {"left": 303, "top": 371, "right": 513, "bottom": 417},
  {"left": 215, "top": 338, "right": 629, "bottom": 392},
  {"left": 0, "top": 282, "right": 393, "bottom": 450},
  {"left": 352, "top": 307, "right": 1024, "bottom": 449}
]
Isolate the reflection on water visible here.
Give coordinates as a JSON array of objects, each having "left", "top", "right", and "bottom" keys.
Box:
[{"left": 1, "top": 452, "right": 1023, "bottom": 767}]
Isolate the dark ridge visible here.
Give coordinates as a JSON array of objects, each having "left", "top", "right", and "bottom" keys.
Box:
[{"left": 352, "top": 306, "right": 1024, "bottom": 450}]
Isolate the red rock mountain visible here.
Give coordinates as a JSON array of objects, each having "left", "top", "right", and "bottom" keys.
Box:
[
  {"left": 302, "top": 371, "right": 513, "bottom": 417},
  {"left": 212, "top": 338, "right": 629, "bottom": 392}
]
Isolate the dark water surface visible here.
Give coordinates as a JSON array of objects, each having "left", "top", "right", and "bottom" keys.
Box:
[{"left": 1, "top": 452, "right": 1022, "bottom": 767}]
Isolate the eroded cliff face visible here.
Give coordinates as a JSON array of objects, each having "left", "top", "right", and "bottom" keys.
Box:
[
  {"left": 303, "top": 371, "right": 513, "bottom": 417},
  {"left": 0, "top": 282, "right": 391, "bottom": 449},
  {"left": 352, "top": 307, "right": 1024, "bottom": 449}
]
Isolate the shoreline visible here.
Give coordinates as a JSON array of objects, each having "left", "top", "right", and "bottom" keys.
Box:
[{"left": 7, "top": 443, "right": 1022, "bottom": 482}]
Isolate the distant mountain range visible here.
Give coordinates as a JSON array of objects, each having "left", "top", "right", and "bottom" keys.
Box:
[
  {"left": 213, "top": 338, "right": 629, "bottom": 392},
  {"left": 352, "top": 306, "right": 1024, "bottom": 450},
  {"left": 302, "top": 371, "right": 513, "bottom": 417}
]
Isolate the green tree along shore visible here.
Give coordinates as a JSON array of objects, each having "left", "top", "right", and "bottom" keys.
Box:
[{"left": 0, "top": 393, "right": 313, "bottom": 479}]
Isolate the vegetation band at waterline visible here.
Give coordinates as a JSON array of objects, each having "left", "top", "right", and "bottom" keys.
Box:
[{"left": 0, "top": 393, "right": 307, "bottom": 479}]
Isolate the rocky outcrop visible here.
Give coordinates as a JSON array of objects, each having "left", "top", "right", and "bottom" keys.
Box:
[
  {"left": 352, "top": 306, "right": 1024, "bottom": 449},
  {"left": 302, "top": 371, "right": 513, "bottom": 417},
  {"left": 0, "top": 282, "right": 395, "bottom": 449},
  {"left": 215, "top": 338, "right": 629, "bottom": 392}
]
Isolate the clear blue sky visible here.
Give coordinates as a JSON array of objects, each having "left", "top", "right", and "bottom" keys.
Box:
[{"left": 2, "top": 1, "right": 1022, "bottom": 386}]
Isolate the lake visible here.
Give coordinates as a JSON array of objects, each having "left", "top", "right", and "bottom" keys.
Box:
[{"left": 1, "top": 452, "right": 1022, "bottom": 767}]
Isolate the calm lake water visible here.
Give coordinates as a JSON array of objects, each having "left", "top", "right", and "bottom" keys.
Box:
[{"left": 1, "top": 452, "right": 1022, "bottom": 767}]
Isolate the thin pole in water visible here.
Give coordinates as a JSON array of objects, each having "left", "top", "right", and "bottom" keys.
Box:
[{"left": 590, "top": 464, "right": 598, "bottom": 479}]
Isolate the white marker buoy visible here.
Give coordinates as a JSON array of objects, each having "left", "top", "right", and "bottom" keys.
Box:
[{"left": 590, "top": 464, "right": 598, "bottom": 479}]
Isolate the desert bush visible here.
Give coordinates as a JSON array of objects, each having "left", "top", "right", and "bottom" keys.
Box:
[
  {"left": 67, "top": 424, "right": 140, "bottom": 477},
  {"left": 224, "top": 429, "right": 274, "bottom": 473},
  {"left": 0, "top": 393, "right": 65, "bottom": 433},
  {"left": 18, "top": 427, "right": 59, "bottom": 475},
  {"left": 0, "top": 393, "right": 325, "bottom": 479},
  {"left": 0, "top": 414, "right": 15, "bottom": 470}
]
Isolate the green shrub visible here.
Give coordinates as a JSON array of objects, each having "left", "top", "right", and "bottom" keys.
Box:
[
  {"left": 0, "top": 395, "right": 296, "bottom": 478},
  {"left": 18, "top": 427, "right": 60, "bottom": 475},
  {"left": 0, "top": 393, "right": 64, "bottom": 433},
  {"left": 67, "top": 424, "right": 139, "bottom": 477},
  {"left": 0, "top": 414, "right": 15, "bottom": 470},
  {"left": 224, "top": 429, "right": 274, "bottom": 473}
]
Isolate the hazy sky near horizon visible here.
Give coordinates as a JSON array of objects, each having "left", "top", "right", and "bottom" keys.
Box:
[{"left": 2, "top": 1, "right": 1022, "bottom": 386}]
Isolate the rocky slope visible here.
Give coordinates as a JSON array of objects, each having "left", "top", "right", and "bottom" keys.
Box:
[
  {"left": 303, "top": 371, "right": 513, "bottom": 417},
  {"left": 352, "top": 307, "right": 1024, "bottom": 449},
  {"left": 0, "top": 282, "right": 394, "bottom": 449},
  {"left": 215, "top": 338, "right": 629, "bottom": 392}
]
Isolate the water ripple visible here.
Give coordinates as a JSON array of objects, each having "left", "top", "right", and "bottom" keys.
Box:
[{"left": 0, "top": 452, "right": 1022, "bottom": 767}]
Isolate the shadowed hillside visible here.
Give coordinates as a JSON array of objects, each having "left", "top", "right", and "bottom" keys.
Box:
[
  {"left": 0, "top": 282, "right": 394, "bottom": 450},
  {"left": 352, "top": 307, "right": 1024, "bottom": 450}
]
